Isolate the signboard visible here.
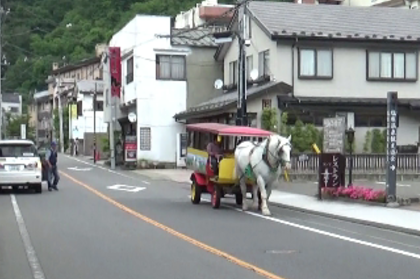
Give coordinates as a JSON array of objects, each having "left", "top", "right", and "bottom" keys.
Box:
[
  {"left": 386, "top": 91, "right": 398, "bottom": 202},
  {"left": 319, "top": 153, "right": 345, "bottom": 188},
  {"left": 70, "top": 104, "right": 77, "bottom": 119},
  {"left": 323, "top": 117, "right": 346, "bottom": 153},
  {"left": 20, "top": 124, "right": 26, "bottom": 139},
  {"left": 124, "top": 135, "right": 137, "bottom": 162},
  {"left": 109, "top": 47, "right": 121, "bottom": 98}
]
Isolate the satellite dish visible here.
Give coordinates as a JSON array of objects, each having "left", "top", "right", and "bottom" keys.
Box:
[
  {"left": 250, "top": 69, "right": 258, "bottom": 81},
  {"left": 214, "top": 79, "right": 223, "bottom": 90},
  {"left": 128, "top": 112, "right": 137, "bottom": 123}
]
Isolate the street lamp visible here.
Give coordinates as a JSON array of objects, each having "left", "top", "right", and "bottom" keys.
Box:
[{"left": 345, "top": 127, "right": 355, "bottom": 187}]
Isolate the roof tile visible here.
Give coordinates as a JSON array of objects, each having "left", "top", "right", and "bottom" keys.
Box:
[{"left": 249, "top": 1, "right": 420, "bottom": 42}]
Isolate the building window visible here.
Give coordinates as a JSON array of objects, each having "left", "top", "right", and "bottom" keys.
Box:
[
  {"left": 155, "top": 55, "right": 186, "bottom": 80},
  {"left": 229, "top": 61, "right": 237, "bottom": 85},
  {"left": 139, "top": 127, "right": 151, "bottom": 150},
  {"left": 245, "top": 14, "right": 252, "bottom": 39},
  {"left": 262, "top": 99, "right": 271, "bottom": 109},
  {"left": 299, "top": 48, "right": 333, "bottom": 79},
  {"left": 94, "top": 100, "right": 103, "bottom": 111},
  {"left": 10, "top": 107, "right": 18, "bottom": 113},
  {"left": 246, "top": 55, "right": 253, "bottom": 79},
  {"left": 77, "top": 101, "right": 83, "bottom": 116},
  {"left": 355, "top": 114, "right": 387, "bottom": 127},
  {"left": 126, "top": 57, "right": 134, "bottom": 84},
  {"left": 258, "top": 50, "right": 269, "bottom": 77},
  {"left": 367, "top": 51, "right": 417, "bottom": 81}
]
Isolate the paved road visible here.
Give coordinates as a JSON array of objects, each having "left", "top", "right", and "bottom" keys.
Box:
[{"left": 1, "top": 155, "right": 420, "bottom": 279}]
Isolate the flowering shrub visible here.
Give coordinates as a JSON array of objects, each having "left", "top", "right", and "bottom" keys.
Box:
[{"left": 322, "top": 186, "right": 386, "bottom": 203}]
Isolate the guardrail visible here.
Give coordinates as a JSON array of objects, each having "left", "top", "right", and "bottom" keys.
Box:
[{"left": 291, "top": 153, "right": 420, "bottom": 173}]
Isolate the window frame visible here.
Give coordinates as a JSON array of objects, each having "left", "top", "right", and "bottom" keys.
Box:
[
  {"left": 139, "top": 127, "right": 151, "bottom": 151},
  {"left": 298, "top": 48, "right": 333, "bottom": 80},
  {"left": 126, "top": 57, "right": 134, "bottom": 84},
  {"left": 258, "top": 50, "right": 270, "bottom": 77},
  {"left": 366, "top": 50, "right": 418, "bottom": 82},
  {"left": 155, "top": 54, "right": 187, "bottom": 81},
  {"left": 229, "top": 60, "right": 237, "bottom": 85}
]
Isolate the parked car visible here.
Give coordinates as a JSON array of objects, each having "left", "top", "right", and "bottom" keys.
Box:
[{"left": 0, "top": 139, "right": 43, "bottom": 193}]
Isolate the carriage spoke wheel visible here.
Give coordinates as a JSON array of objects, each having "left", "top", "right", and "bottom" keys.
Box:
[
  {"left": 211, "top": 185, "right": 221, "bottom": 209},
  {"left": 191, "top": 180, "right": 201, "bottom": 204}
]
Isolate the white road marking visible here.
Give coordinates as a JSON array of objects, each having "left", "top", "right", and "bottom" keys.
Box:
[
  {"left": 11, "top": 194, "right": 46, "bottom": 279},
  {"left": 107, "top": 184, "right": 146, "bottom": 192},
  {"left": 67, "top": 166, "right": 92, "bottom": 171},
  {"left": 65, "top": 156, "right": 149, "bottom": 183},
  {"left": 197, "top": 196, "right": 420, "bottom": 260}
]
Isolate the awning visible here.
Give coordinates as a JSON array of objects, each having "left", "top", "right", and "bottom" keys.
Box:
[{"left": 174, "top": 81, "right": 292, "bottom": 120}]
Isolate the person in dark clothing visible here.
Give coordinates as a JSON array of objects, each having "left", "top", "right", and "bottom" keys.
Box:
[{"left": 45, "top": 141, "right": 60, "bottom": 191}]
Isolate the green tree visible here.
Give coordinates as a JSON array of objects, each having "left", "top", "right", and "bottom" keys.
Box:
[
  {"left": 261, "top": 108, "right": 278, "bottom": 132},
  {"left": 4, "top": 114, "right": 35, "bottom": 140}
]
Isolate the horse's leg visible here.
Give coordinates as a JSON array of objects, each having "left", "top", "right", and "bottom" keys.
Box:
[
  {"left": 251, "top": 183, "right": 259, "bottom": 210},
  {"left": 239, "top": 177, "right": 249, "bottom": 211},
  {"left": 257, "top": 175, "right": 271, "bottom": 216}
]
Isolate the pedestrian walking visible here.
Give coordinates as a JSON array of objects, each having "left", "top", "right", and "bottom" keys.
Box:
[{"left": 45, "top": 141, "right": 60, "bottom": 191}]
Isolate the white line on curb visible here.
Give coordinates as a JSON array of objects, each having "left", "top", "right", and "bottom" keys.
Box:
[{"left": 11, "top": 194, "right": 46, "bottom": 279}]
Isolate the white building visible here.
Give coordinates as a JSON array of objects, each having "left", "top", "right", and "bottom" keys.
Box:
[
  {"left": 107, "top": 15, "right": 189, "bottom": 166},
  {"left": 70, "top": 80, "right": 107, "bottom": 140},
  {"left": 174, "top": 0, "right": 234, "bottom": 31}
]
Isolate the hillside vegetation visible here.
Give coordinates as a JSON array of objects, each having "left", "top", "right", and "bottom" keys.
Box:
[{"left": 3, "top": 0, "right": 289, "bottom": 102}]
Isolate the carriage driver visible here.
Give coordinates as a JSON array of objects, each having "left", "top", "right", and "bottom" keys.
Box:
[{"left": 206, "top": 135, "right": 223, "bottom": 174}]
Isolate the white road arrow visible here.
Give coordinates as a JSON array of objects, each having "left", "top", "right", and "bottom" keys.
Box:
[
  {"left": 390, "top": 165, "right": 396, "bottom": 171},
  {"left": 107, "top": 184, "right": 146, "bottom": 192},
  {"left": 67, "top": 166, "right": 92, "bottom": 171}
]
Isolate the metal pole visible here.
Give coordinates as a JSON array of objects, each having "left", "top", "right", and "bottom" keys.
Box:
[
  {"left": 240, "top": 1, "right": 248, "bottom": 127},
  {"left": 57, "top": 77, "right": 65, "bottom": 153},
  {"left": 0, "top": 4, "right": 3, "bottom": 140},
  {"left": 105, "top": 48, "right": 115, "bottom": 169},
  {"left": 235, "top": 1, "right": 244, "bottom": 126},
  {"left": 93, "top": 83, "right": 97, "bottom": 163}
]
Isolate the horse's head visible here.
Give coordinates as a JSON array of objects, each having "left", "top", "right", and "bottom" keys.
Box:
[{"left": 266, "top": 134, "right": 292, "bottom": 170}]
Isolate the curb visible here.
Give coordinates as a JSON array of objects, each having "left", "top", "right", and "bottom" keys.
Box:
[{"left": 270, "top": 201, "right": 420, "bottom": 237}]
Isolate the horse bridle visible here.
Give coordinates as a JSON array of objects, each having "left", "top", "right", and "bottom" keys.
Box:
[{"left": 262, "top": 136, "right": 291, "bottom": 171}]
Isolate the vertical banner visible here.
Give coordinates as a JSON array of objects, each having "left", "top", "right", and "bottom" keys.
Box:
[
  {"left": 70, "top": 104, "right": 77, "bottom": 119},
  {"left": 109, "top": 47, "right": 122, "bottom": 98},
  {"left": 386, "top": 91, "right": 398, "bottom": 203}
]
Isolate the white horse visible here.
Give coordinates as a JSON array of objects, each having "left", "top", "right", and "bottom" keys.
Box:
[{"left": 234, "top": 134, "right": 292, "bottom": 216}]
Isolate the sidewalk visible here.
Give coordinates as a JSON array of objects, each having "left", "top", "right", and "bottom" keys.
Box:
[{"left": 133, "top": 168, "right": 420, "bottom": 236}]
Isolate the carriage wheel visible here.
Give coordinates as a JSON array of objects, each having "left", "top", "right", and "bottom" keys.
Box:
[
  {"left": 211, "top": 185, "right": 221, "bottom": 209},
  {"left": 190, "top": 180, "right": 201, "bottom": 204},
  {"left": 235, "top": 193, "right": 243, "bottom": 206}
]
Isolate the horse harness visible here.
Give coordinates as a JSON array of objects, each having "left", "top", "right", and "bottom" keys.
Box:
[{"left": 242, "top": 137, "right": 290, "bottom": 183}]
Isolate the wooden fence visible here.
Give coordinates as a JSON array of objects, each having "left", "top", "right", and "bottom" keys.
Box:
[{"left": 291, "top": 153, "right": 420, "bottom": 174}]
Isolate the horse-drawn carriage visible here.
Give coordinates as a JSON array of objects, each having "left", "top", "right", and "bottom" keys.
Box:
[{"left": 186, "top": 123, "right": 292, "bottom": 215}]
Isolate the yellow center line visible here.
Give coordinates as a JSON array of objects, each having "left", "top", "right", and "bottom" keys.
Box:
[{"left": 59, "top": 171, "right": 286, "bottom": 279}]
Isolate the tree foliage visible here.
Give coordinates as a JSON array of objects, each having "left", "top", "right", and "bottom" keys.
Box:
[
  {"left": 4, "top": 114, "right": 35, "bottom": 140},
  {"left": 3, "top": 0, "right": 293, "bottom": 101}
]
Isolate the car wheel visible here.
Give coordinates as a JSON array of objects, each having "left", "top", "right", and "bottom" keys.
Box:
[{"left": 34, "top": 184, "right": 42, "bottom": 194}]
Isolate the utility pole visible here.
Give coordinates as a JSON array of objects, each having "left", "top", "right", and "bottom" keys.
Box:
[
  {"left": 236, "top": 0, "right": 248, "bottom": 126},
  {"left": 0, "top": 4, "right": 4, "bottom": 140},
  {"left": 93, "top": 82, "right": 97, "bottom": 163},
  {"left": 103, "top": 48, "right": 115, "bottom": 169},
  {"left": 56, "top": 77, "right": 65, "bottom": 152}
]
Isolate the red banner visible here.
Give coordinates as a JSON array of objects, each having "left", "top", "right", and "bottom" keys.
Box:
[{"left": 109, "top": 47, "right": 121, "bottom": 98}]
